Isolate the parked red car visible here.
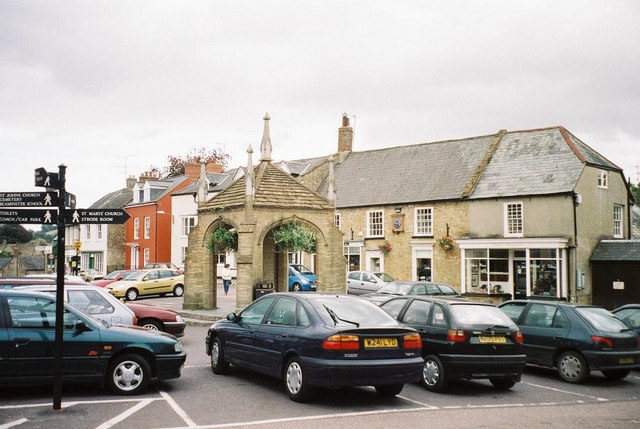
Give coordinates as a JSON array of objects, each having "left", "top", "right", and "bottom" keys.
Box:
[
  {"left": 126, "top": 302, "right": 186, "bottom": 337},
  {"left": 91, "top": 270, "right": 135, "bottom": 288}
]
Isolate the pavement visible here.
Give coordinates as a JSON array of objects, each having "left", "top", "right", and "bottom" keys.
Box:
[{"left": 135, "top": 280, "right": 238, "bottom": 326}]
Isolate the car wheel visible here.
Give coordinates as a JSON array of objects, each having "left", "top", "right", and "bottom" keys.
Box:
[
  {"left": 173, "top": 284, "right": 185, "bottom": 297},
  {"left": 125, "top": 288, "right": 139, "bottom": 301},
  {"left": 557, "top": 351, "right": 590, "bottom": 383},
  {"left": 421, "top": 355, "right": 449, "bottom": 392},
  {"left": 292, "top": 282, "right": 301, "bottom": 292},
  {"left": 284, "top": 357, "right": 316, "bottom": 402},
  {"left": 374, "top": 384, "right": 404, "bottom": 397},
  {"left": 210, "top": 337, "right": 229, "bottom": 374},
  {"left": 139, "top": 319, "right": 163, "bottom": 331},
  {"left": 601, "top": 369, "right": 631, "bottom": 381},
  {"left": 106, "top": 354, "right": 150, "bottom": 395},
  {"left": 490, "top": 378, "right": 516, "bottom": 390}
]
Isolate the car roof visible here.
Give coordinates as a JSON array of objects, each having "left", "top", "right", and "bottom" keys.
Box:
[
  {"left": 14, "top": 284, "right": 107, "bottom": 292},
  {"left": 612, "top": 304, "right": 640, "bottom": 311},
  {"left": 384, "top": 295, "right": 493, "bottom": 306},
  {"left": 0, "top": 277, "right": 88, "bottom": 286},
  {"left": 500, "top": 299, "right": 601, "bottom": 309},
  {"left": 0, "top": 288, "right": 60, "bottom": 299}
]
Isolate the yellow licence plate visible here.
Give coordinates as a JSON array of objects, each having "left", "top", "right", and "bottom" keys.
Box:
[
  {"left": 619, "top": 357, "right": 634, "bottom": 364},
  {"left": 364, "top": 338, "right": 398, "bottom": 348},
  {"left": 478, "top": 335, "right": 506, "bottom": 344}
]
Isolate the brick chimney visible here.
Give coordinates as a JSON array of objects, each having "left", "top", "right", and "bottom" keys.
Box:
[
  {"left": 338, "top": 113, "right": 353, "bottom": 152},
  {"left": 185, "top": 162, "right": 223, "bottom": 180}
]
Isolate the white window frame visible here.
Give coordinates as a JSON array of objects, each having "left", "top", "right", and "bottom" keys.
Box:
[
  {"left": 613, "top": 204, "right": 623, "bottom": 238},
  {"left": 598, "top": 170, "right": 608, "bottom": 189},
  {"left": 181, "top": 216, "right": 197, "bottom": 237},
  {"left": 85, "top": 225, "right": 91, "bottom": 240},
  {"left": 414, "top": 207, "right": 433, "bottom": 236},
  {"left": 144, "top": 217, "right": 151, "bottom": 239},
  {"left": 334, "top": 213, "right": 341, "bottom": 229},
  {"left": 97, "top": 225, "right": 103, "bottom": 240},
  {"left": 366, "top": 210, "right": 384, "bottom": 238},
  {"left": 133, "top": 218, "right": 140, "bottom": 240},
  {"left": 504, "top": 202, "right": 524, "bottom": 237},
  {"left": 143, "top": 248, "right": 150, "bottom": 266}
]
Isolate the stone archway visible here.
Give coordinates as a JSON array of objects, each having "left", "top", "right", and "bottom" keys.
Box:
[{"left": 258, "top": 217, "right": 326, "bottom": 293}]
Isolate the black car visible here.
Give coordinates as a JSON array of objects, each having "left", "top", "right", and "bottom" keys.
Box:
[
  {"left": 362, "top": 280, "right": 460, "bottom": 305},
  {"left": 0, "top": 289, "right": 186, "bottom": 395},
  {"left": 380, "top": 296, "right": 526, "bottom": 392},
  {"left": 500, "top": 299, "right": 640, "bottom": 383},
  {"left": 205, "top": 293, "right": 424, "bottom": 402},
  {"left": 612, "top": 304, "right": 640, "bottom": 336}
]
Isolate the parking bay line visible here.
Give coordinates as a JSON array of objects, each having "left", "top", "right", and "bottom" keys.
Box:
[
  {"left": 0, "top": 418, "right": 28, "bottom": 429},
  {"left": 522, "top": 381, "right": 609, "bottom": 401}
]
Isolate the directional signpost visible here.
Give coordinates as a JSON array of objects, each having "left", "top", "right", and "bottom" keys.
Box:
[
  {"left": 64, "top": 208, "right": 130, "bottom": 224},
  {"left": 1, "top": 166, "right": 130, "bottom": 411}
]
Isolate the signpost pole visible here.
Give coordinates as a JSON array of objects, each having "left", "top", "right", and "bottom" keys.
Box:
[{"left": 53, "top": 165, "right": 66, "bottom": 411}]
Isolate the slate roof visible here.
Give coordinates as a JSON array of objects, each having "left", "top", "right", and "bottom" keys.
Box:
[
  {"left": 20, "top": 255, "right": 45, "bottom": 270},
  {"left": 127, "top": 175, "right": 189, "bottom": 207},
  {"left": 333, "top": 134, "right": 496, "bottom": 208},
  {"left": 330, "top": 126, "right": 623, "bottom": 208},
  {"left": 89, "top": 187, "right": 132, "bottom": 209},
  {"left": 591, "top": 240, "right": 640, "bottom": 262},
  {"left": 201, "top": 162, "right": 333, "bottom": 212},
  {"left": 173, "top": 169, "right": 243, "bottom": 196},
  {"left": 470, "top": 127, "right": 586, "bottom": 198}
]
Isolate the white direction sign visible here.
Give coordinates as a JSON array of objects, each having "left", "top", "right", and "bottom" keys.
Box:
[
  {"left": 0, "top": 192, "right": 58, "bottom": 207},
  {"left": 0, "top": 209, "right": 57, "bottom": 224}
]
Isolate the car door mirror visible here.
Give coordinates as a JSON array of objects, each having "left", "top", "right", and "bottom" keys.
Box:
[{"left": 226, "top": 312, "right": 239, "bottom": 322}]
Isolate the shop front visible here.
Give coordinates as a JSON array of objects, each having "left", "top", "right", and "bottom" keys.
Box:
[{"left": 458, "top": 238, "right": 569, "bottom": 300}]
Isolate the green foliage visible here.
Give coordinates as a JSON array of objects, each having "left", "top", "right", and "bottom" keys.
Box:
[
  {"left": 205, "top": 226, "right": 238, "bottom": 254},
  {"left": 162, "top": 146, "right": 230, "bottom": 178},
  {"left": 0, "top": 224, "right": 33, "bottom": 243},
  {"left": 272, "top": 222, "right": 317, "bottom": 253}
]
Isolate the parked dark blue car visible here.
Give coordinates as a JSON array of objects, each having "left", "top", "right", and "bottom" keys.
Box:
[
  {"left": 500, "top": 299, "right": 640, "bottom": 383},
  {"left": 0, "top": 289, "right": 186, "bottom": 395},
  {"left": 205, "top": 293, "right": 424, "bottom": 402}
]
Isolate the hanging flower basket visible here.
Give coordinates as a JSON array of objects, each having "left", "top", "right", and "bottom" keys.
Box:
[
  {"left": 378, "top": 240, "right": 392, "bottom": 254},
  {"left": 273, "top": 222, "right": 317, "bottom": 253},
  {"left": 438, "top": 236, "right": 455, "bottom": 251},
  {"left": 205, "top": 227, "right": 238, "bottom": 254}
]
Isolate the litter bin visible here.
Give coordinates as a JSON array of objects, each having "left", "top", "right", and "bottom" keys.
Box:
[{"left": 254, "top": 287, "right": 274, "bottom": 300}]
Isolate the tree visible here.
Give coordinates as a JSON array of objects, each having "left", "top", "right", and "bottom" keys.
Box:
[
  {"left": 161, "top": 147, "right": 230, "bottom": 178},
  {"left": 0, "top": 224, "right": 33, "bottom": 243}
]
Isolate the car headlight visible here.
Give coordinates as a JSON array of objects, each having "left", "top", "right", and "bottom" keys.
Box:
[
  {"left": 175, "top": 315, "right": 184, "bottom": 323},
  {"left": 174, "top": 341, "right": 183, "bottom": 353}
]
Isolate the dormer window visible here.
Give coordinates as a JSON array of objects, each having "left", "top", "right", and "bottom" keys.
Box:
[{"left": 598, "top": 170, "right": 608, "bottom": 188}]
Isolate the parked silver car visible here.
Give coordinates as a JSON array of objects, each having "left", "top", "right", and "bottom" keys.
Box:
[
  {"left": 14, "top": 284, "right": 137, "bottom": 326},
  {"left": 347, "top": 271, "right": 394, "bottom": 295}
]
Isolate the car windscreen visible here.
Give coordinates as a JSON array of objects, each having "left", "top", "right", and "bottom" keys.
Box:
[
  {"left": 375, "top": 272, "right": 394, "bottom": 282},
  {"left": 123, "top": 271, "right": 145, "bottom": 280},
  {"left": 310, "top": 297, "right": 400, "bottom": 327},
  {"left": 292, "top": 265, "right": 313, "bottom": 275},
  {"left": 576, "top": 307, "right": 631, "bottom": 333},
  {"left": 450, "top": 304, "right": 516, "bottom": 328},
  {"left": 376, "top": 282, "right": 412, "bottom": 295}
]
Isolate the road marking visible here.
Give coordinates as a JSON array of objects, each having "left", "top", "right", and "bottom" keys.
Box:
[
  {"left": 395, "top": 394, "right": 438, "bottom": 408},
  {"left": 523, "top": 382, "right": 609, "bottom": 401},
  {"left": 0, "top": 418, "right": 28, "bottom": 429},
  {"left": 94, "top": 399, "right": 154, "bottom": 429},
  {"left": 161, "top": 391, "right": 197, "bottom": 427}
]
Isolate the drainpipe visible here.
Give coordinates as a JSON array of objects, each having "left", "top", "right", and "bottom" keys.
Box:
[{"left": 571, "top": 192, "right": 580, "bottom": 303}]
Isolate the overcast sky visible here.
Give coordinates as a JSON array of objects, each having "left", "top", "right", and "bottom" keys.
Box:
[{"left": 1, "top": 0, "right": 639, "bottom": 210}]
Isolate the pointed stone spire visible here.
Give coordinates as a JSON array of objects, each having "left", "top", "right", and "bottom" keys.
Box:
[
  {"left": 260, "top": 112, "right": 272, "bottom": 161},
  {"left": 327, "top": 155, "right": 335, "bottom": 203},
  {"left": 245, "top": 145, "right": 254, "bottom": 219},
  {"left": 195, "top": 160, "right": 210, "bottom": 203}
]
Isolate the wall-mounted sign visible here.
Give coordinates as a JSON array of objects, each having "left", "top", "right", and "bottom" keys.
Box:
[{"left": 613, "top": 281, "right": 624, "bottom": 290}]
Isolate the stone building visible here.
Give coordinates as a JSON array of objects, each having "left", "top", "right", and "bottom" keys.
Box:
[{"left": 183, "top": 114, "right": 345, "bottom": 310}]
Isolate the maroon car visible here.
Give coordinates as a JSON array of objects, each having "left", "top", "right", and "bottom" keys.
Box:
[
  {"left": 91, "top": 270, "right": 135, "bottom": 288},
  {"left": 126, "top": 302, "right": 186, "bottom": 337}
]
